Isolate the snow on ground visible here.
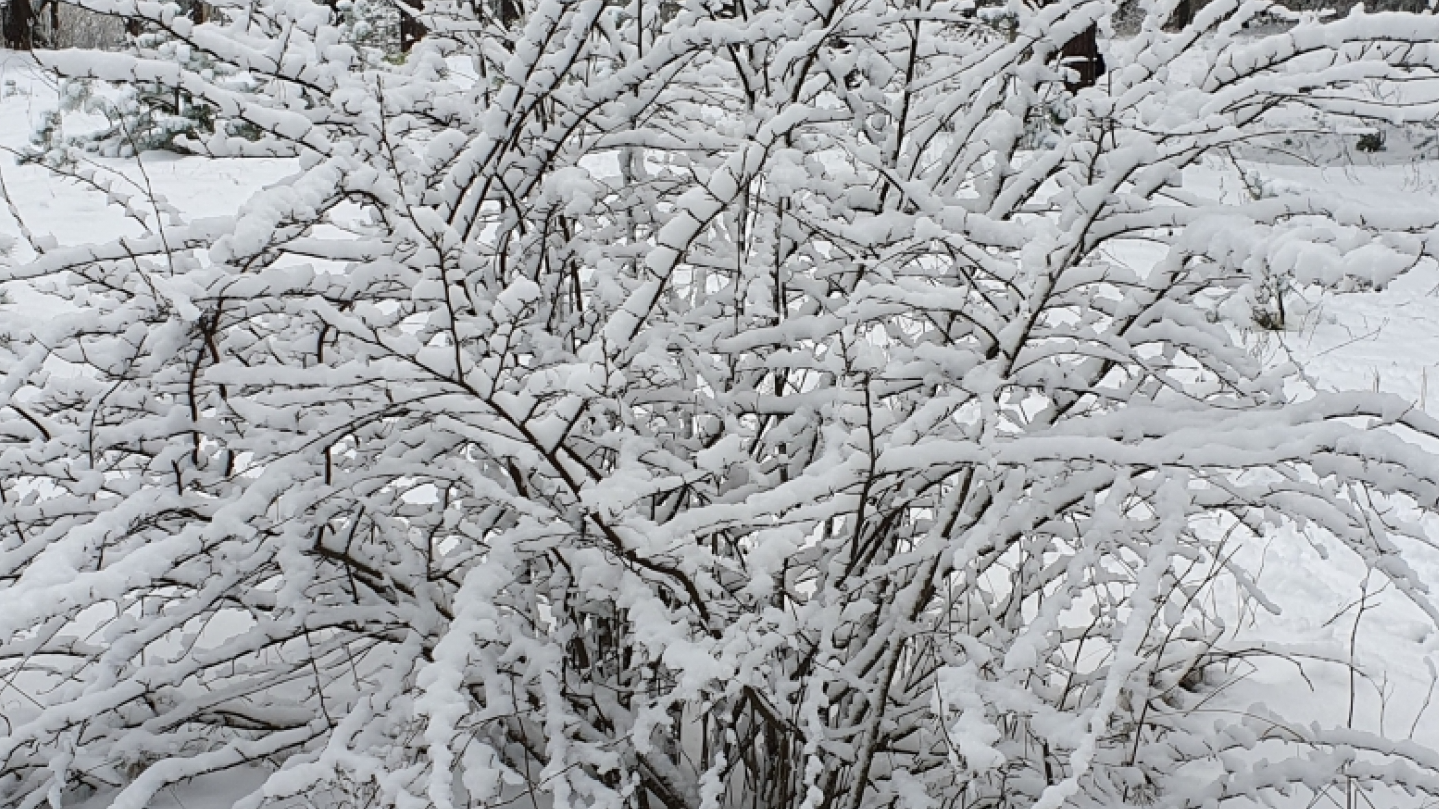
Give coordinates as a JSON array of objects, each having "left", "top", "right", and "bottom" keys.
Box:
[
  {"left": 0, "top": 49, "right": 296, "bottom": 333},
  {"left": 5, "top": 42, "right": 1439, "bottom": 807}
]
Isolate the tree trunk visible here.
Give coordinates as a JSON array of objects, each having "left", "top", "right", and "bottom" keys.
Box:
[
  {"left": 1059, "top": 24, "right": 1103, "bottom": 92},
  {"left": 3, "top": 0, "right": 33, "bottom": 49},
  {"left": 1164, "top": 0, "right": 1192, "bottom": 31},
  {"left": 496, "top": 0, "right": 520, "bottom": 27},
  {"left": 399, "top": 0, "right": 425, "bottom": 52}
]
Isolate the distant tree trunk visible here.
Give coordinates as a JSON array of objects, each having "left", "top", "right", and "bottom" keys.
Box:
[
  {"left": 1059, "top": 24, "right": 1103, "bottom": 92},
  {"left": 398, "top": 0, "right": 424, "bottom": 52},
  {"left": 496, "top": 0, "right": 520, "bottom": 26},
  {"left": 1038, "top": 0, "right": 1106, "bottom": 93},
  {"left": 3, "top": 0, "right": 33, "bottom": 49},
  {"left": 1164, "top": 0, "right": 1192, "bottom": 31}
]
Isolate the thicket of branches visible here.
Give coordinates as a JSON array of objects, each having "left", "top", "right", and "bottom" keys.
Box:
[{"left": 5, "top": 0, "right": 1439, "bottom": 808}]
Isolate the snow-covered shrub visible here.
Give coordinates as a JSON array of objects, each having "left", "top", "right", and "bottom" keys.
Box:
[
  {"left": 86, "top": 32, "right": 258, "bottom": 156},
  {"left": 6, "top": 1, "right": 1439, "bottom": 809},
  {"left": 22, "top": 106, "right": 70, "bottom": 167},
  {"left": 334, "top": 0, "right": 400, "bottom": 63},
  {"left": 26, "top": 21, "right": 259, "bottom": 162}
]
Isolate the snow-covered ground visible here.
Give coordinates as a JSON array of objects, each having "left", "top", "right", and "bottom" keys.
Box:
[
  {"left": 5, "top": 44, "right": 1439, "bottom": 808},
  {"left": 0, "top": 50, "right": 297, "bottom": 332}
]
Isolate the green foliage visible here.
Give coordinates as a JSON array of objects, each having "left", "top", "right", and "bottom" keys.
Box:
[
  {"left": 1356, "top": 130, "right": 1387, "bottom": 152},
  {"left": 335, "top": 0, "right": 402, "bottom": 63},
  {"left": 23, "top": 107, "right": 70, "bottom": 168},
  {"left": 26, "top": 31, "right": 257, "bottom": 165}
]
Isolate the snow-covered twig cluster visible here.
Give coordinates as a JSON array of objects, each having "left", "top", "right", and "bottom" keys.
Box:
[{"left": 5, "top": 0, "right": 1439, "bottom": 807}]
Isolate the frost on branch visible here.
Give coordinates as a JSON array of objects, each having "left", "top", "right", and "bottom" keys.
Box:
[{"left": 6, "top": 1, "right": 1439, "bottom": 808}]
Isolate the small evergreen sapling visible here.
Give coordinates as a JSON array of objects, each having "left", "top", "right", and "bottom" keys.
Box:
[{"left": 26, "top": 19, "right": 257, "bottom": 162}]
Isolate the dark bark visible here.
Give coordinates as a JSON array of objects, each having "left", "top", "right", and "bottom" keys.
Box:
[
  {"left": 1059, "top": 23, "right": 1103, "bottom": 92},
  {"left": 399, "top": 0, "right": 425, "bottom": 52},
  {"left": 495, "top": 0, "right": 520, "bottom": 26},
  {"left": 1164, "top": 0, "right": 1192, "bottom": 31},
  {"left": 3, "top": 0, "right": 33, "bottom": 50}
]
